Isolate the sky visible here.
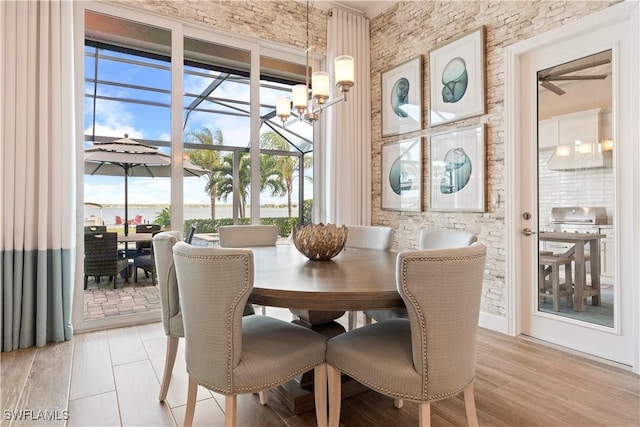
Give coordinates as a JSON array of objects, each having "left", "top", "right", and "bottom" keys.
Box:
[{"left": 84, "top": 46, "right": 312, "bottom": 207}]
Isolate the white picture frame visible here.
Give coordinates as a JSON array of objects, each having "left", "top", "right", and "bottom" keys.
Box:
[
  {"left": 429, "top": 125, "right": 485, "bottom": 212},
  {"left": 381, "top": 137, "right": 423, "bottom": 212},
  {"left": 429, "top": 27, "right": 486, "bottom": 126},
  {"left": 381, "top": 56, "right": 423, "bottom": 137}
]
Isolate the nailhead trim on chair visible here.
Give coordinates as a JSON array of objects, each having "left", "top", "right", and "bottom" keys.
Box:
[
  {"left": 328, "top": 250, "right": 486, "bottom": 402},
  {"left": 176, "top": 250, "right": 326, "bottom": 395},
  {"left": 401, "top": 251, "right": 486, "bottom": 401},
  {"left": 189, "top": 359, "right": 325, "bottom": 394}
]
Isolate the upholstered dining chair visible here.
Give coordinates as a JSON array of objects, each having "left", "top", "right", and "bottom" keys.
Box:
[
  {"left": 326, "top": 243, "right": 487, "bottom": 427},
  {"left": 218, "top": 224, "right": 278, "bottom": 248},
  {"left": 344, "top": 225, "right": 395, "bottom": 330},
  {"left": 364, "top": 228, "right": 477, "bottom": 325},
  {"left": 218, "top": 224, "right": 278, "bottom": 315},
  {"left": 172, "top": 242, "right": 328, "bottom": 427},
  {"left": 153, "top": 231, "right": 256, "bottom": 403}
]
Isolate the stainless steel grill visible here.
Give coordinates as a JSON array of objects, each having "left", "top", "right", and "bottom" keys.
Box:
[
  {"left": 548, "top": 207, "right": 607, "bottom": 234},
  {"left": 543, "top": 207, "right": 608, "bottom": 258}
]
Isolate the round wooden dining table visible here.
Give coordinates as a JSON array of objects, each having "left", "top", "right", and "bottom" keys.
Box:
[{"left": 248, "top": 243, "right": 404, "bottom": 311}]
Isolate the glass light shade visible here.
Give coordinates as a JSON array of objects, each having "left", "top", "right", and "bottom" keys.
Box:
[
  {"left": 312, "top": 71, "right": 330, "bottom": 98},
  {"left": 601, "top": 138, "right": 614, "bottom": 151},
  {"left": 292, "top": 84, "right": 308, "bottom": 110},
  {"left": 334, "top": 55, "right": 354, "bottom": 86},
  {"left": 579, "top": 142, "right": 593, "bottom": 155},
  {"left": 556, "top": 145, "right": 572, "bottom": 157},
  {"left": 276, "top": 97, "right": 291, "bottom": 118}
]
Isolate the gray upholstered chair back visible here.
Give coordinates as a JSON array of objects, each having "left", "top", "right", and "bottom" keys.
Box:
[
  {"left": 419, "top": 229, "right": 477, "bottom": 250},
  {"left": 172, "top": 242, "right": 254, "bottom": 391},
  {"left": 345, "top": 225, "right": 394, "bottom": 250},
  {"left": 153, "top": 230, "right": 183, "bottom": 337},
  {"left": 398, "top": 242, "right": 486, "bottom": 399},
  {"left": 218, "top": 225, "right": 278, "bottom": 247}
]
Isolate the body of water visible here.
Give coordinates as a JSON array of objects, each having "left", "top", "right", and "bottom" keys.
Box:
[{"left": 84, "top": 205, "right": 298, "bottom": 225}]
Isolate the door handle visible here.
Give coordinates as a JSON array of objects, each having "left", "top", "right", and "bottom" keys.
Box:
[{"left": 522, "top": 228, "right": 536, "bottom": 236}]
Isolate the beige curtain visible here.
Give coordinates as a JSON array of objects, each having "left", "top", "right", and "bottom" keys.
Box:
[
  {"left": 320, "top": 9, "right": 371, "bottom": 225},
  {"left": 1, "top": 0, "right": 76, "bottom": 351}
]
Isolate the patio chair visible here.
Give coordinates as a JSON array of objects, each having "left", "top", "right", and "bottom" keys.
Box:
[
  {"left": 326, "top": 243, "right": 487, "bottom": 426},
  {"left": 84, "top": 232, "right": 129, "bottom": 290},
  {"left": 84, "top": 225, "right": 107, "bottom": 233},
  {"left": 133, "top": 231, "right": 160, "bottom": 284},
  {"left": 185, "top": 223, "right": 197, "bottom": 244},
  {"left": 114, "top": 215, "right": 124, "bottom": 225},
  {"left": 135, "top": 223, "right": 161, "bottom": 255}
]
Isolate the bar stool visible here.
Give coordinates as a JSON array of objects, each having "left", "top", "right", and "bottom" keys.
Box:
[{"left": 539, "top": 253, "right": 573, "bottom": 311}]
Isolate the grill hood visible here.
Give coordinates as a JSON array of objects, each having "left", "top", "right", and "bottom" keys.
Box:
[{"left": 547, "top": 141, "right": 611, "bottom": 171}]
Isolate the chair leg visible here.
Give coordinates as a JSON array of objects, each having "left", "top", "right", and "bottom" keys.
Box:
[
  {"left": 365, "top": 315, "right": 373, "bottom": 325},
  {"left": 327, "top": 365, "right": 342, "bottom": 427},
  {"left": 348, "top": 311, "right": 357, "bottom": 330},
  {"left": 418, "top": 402, "right": 431, "bottom": 427},
  {"left": 159, "top": 336, "right": 179, "bottom": 402},
  {"left": 394, "top": 398, "right": 404, "bottom": 408},
  {"left": 184, "top": 376, "right": 197, "bottom": 427},
  {"left": 258, "top": 390, "right": 268, "bottom": 405},
  {"left": 314, "top": 364, "right": 328, "bottom": 427},
  {"left": 551, "top": 264, "right": 561, "bottom": 312},
  {"left": 463, "top": 382, "right": 479, "bottom": 427},
  {"left": 225, "top": 395, "right": 237, "bottom": 427}
]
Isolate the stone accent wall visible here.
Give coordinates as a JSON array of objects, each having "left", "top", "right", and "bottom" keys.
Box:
[
  {"left": 369, "top": 1, "right": 618, "bottom": 317},
  {"left": 117, "top": 0, "right": 327, "bottom": 54}
]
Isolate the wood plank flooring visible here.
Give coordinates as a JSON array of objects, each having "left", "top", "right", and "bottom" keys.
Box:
[{"left": 1, "top": 309, "right": 638, "bottom": 427}]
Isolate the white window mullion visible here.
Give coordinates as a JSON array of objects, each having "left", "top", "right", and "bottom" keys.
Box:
[{"left": 171, "top": 21, "right": 184, "bottom": 231}]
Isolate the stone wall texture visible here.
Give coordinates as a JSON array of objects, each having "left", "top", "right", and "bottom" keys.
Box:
[
  {"left": 113, "top": 0, "right": 618, "bottom": 318},
  {"left": 369, "top": 1, "right": 618, "bottom": 317}
]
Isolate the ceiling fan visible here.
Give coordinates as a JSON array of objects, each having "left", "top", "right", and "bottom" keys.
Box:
[{"left": 538, "top": 57, "right": 611, "bottom": 96}]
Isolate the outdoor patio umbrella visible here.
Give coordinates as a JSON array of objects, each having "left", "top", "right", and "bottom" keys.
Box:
[{"left": 84, "top": 134, "right": 208, "bottom": 235}]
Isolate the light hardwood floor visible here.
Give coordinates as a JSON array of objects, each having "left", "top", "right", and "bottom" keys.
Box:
[{"left": 2, "top": 309, "right": 639, "bottom": 427}]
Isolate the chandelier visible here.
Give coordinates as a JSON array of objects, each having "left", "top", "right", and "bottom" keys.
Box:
[{"left": 276, "top": 1, "right": 354, "bottom": 125}]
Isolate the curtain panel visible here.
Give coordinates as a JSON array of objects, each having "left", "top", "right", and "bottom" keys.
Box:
[
  {"left": 1, "top": 0, "right": 76, "bottom": 351},
  {"left": 322, "top": 9, "right": 371, "bottom": 226}
]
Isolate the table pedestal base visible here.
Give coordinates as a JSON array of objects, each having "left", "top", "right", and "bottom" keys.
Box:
[
  {"left": 273, "top": 374, "right": 369, "bottom": 415},
  {"left": 274, "top": 316, "right": 370, "bottom": 414}
]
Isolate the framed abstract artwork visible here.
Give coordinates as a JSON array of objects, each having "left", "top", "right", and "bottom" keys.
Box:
[
  {"left": 381, "top": 137, "right": 423, "bottom": 212},
  {"left": 428, "top": 26, "right": 485, "bottom": 126},
  {"left": 381, "top": 56, "right": 423, "bottom": 136},
  {"left": 429, "top": 125, "right": 485, "bottom": 212}
]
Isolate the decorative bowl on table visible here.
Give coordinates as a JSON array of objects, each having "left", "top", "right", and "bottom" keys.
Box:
[{"left": 292, "top": 223, "right": 347, "bottom": 261}]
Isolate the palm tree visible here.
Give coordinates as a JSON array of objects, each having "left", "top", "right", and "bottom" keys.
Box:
[
  {"left": 185, "top": 128, "right": 223, "bottom": 220},
  {"left": 214, "top": 151, "right": 251, "bottom": 218},
  {"left": 260, "top": 131, "right": 313, "bottom": 217}
]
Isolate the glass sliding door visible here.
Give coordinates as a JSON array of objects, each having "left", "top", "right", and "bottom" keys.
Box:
[{"left": 82, "top": 11, "right": 171, "bottom": 325}]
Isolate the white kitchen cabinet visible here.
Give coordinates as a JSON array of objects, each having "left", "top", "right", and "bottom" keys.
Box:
[
  {"left": 538, "top": 108, "right": 604, "bottom": 149},
  {"left": 557, "top": 108, "right": 601, "bottom": 145},
  {"left": 538, "top": 118, "right": 559, "bottom": 149}
]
